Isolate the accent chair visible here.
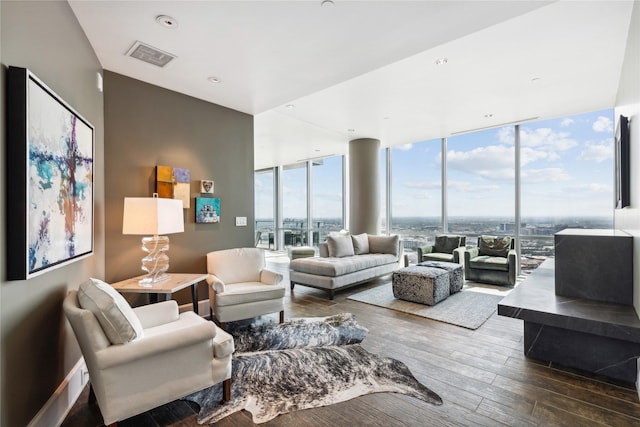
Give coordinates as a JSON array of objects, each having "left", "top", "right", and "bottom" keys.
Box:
[
  {"left": 417, "top": 234, "right": 466, "bottom": 264},
  {"left": 464, "top": 235, "right": 517, "bottom": 286},
  {"left": 206, "top": 247, "right": 285, "bottom": 329},
  {"left": 63, "top": 279, "right": 233, "bottom": 426}
]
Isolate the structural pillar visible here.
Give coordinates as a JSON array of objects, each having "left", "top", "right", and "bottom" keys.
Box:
[{"left": 349, "top": 138, "right": 380, "bottom": 235}]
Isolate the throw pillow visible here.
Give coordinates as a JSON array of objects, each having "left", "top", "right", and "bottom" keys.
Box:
[
  {"left": 327, "top": 234, "right": 355, "bottom": 257},
  {"left": 78, "top": 278, "right": 144, "bottom": 344},
  {"left": 478, "top": 236, "right": 511, "bottom": 257},
  {"left": 351, "top": 233, "right": 370, "bottom": 255},
  {"left": 434, "top": 235, "right": 461, "bottom": 254},
  {"left": 367, "top": 234, "right": 399, "bottom": 256}
]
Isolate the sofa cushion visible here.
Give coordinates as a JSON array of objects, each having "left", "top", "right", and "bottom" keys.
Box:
[
  {"left": 351, "top": 233, "right": 370, "bottom": 255},
  {"left": 368, "top": 234, "right": 399, "bottom": 256},
  {"left": 327, "top": 234, "right": 355, "bottom": 257},
  {"left": 434, "top": 235, "right": 462, "bottom": 254},
  {"left": 478, "top": 235, "right": 511, "bottom": 257},
  {"left": 78, "top": 278, "right": 144, "bottom": 344},
  {"left": 469, "top": 256, "right": 509, "bottom": 272},
  {"left": 290, "top": 253, "right": 398, "bottom": 277}
]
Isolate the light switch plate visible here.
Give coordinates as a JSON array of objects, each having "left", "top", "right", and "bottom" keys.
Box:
[{"left": 235, "top": 216, "right": 247, "bottom": 226}]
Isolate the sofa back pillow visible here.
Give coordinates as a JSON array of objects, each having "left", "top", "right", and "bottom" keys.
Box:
[
  {"left": 434, "top": 235, "right": 462, "bottom": 254},
  {"left": 351, "top": 233, "right": 370, "bottom": 255},
  {"left": 368, "top": 234, "right": 399, "bottom": 256},
  {"left": 478, "top": 235, "right": 511, "bottom": 257},
  {"left": 327, "top": 234, "right": 355, "bottom": 257},
  {"left": 78, "top": 278, "right": 144, "bottom": 344}
]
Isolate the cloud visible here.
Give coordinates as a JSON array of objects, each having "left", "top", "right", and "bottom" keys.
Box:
[
  {"left": 498, "top": 126, "right": 577, "bottom": 151},
  {"left": 561, "top": 118, "right": 574, "bottom": 127},
  {"left": 395, "top": 143, "right": 413, "bottom": 151},
  {"left": 521, "top": 168, "right": 570, "bottom": 183},
  {"left": 592, "top": 116, "right": 613, "bottom": 133},
  {"left": 404, "top": 181, "right": 440, "bottom": 190},
  {"left": 562, "top": 183, "right": 611, "bottom": 194},
  {"left": 447, "top": 180, "right": 500, "bottom": 192},
  {"left": 447, "top": 145, "right": 514, "bottom": 180},
  {"left": 578, "top": 139, "right": 613, "bottom": 162}
]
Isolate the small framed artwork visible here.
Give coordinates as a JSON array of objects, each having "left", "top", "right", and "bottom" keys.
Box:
[
  {"left": 195, "top": 197, "right": 220, "bottom": 223},
  {"left": 6, "top": 67, "right": 95, "bottom": 280},
  {"left": 201, "top": 180, "right": 214, "bottom": 194},
  {"left": 156, "top": 165, "right": 191, "bottom": 208}
]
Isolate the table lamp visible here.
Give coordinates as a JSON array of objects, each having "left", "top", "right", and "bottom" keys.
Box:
[{"left": 122, "top": 194, "right": 184, "bottom": 286}]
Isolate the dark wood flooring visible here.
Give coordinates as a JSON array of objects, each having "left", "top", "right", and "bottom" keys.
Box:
[{"left": 62, "top": 258, "right": 640, "bottom": 426}]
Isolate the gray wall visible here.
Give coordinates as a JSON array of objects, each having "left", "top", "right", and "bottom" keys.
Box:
[
  {"left": 0, "top": 1, "right": 105, "bottom": 426},
  {"left": 349, "top": 138, "right": 381, "bottom": 235},
  {"left": 104, "top": 71, "right": 255, "bottom": 305},
  {"left": 613, "top": 1, "right": 640, "bottom": 317}
]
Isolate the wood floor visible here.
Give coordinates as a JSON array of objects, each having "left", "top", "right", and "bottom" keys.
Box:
[{"left": 62, "top": 258, "right": 640, "bottom": 426}]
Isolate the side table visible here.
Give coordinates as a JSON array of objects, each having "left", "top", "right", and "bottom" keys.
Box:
[{"left": 110, "top": 273, "right": 208, "bottom": 314}]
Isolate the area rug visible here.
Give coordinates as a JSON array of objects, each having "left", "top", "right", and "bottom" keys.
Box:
[
  {"left": 183, "top": 314, "right": 442, "bottom": 424},
  {"left": 348, "top": 284, "right": 503, "bottom": 330}
]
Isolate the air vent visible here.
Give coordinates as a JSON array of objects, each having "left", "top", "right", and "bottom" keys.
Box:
[{"left": 126, "top": 41, "right": 176, "bottom": 67}]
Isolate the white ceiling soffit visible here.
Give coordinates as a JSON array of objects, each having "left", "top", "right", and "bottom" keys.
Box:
[{"left": 68, "top": 1, "right": 634, "bottom": 170}]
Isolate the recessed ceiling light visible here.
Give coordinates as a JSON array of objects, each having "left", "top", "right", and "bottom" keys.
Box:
[
  {"left": 484, "top": 113, "right": 493, "bottom": 118},
  {"left": 347, "top": 129, "right": 355, "bottom": 132},
  {"left": 435, "top": 58, "right": 448, "bottom": 65},
  {"left": 321, "top": 0, "right": 335, "bottom": 7},
  {"left": 314, "top": 149, "right": 321, "bottom": 152},
  {"left": 208, "top": 76, "right": 221, "bottom": 84},
  {"left": 531, "top": 77, "right": 541, "bottom": 82},
  {"left": 156, "top": 15, "right": 178, "bottom": 29},
  {"left": 285, "top": 104, "right": 295, "bottom": 109}
]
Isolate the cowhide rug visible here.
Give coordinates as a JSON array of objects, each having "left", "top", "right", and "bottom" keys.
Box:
[{"left": 184, "top": 313, "right": 442, "bottom": 424}]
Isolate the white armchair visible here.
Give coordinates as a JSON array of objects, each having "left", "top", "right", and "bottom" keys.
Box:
[
  {"left": 207, "top": 247, "right": 285, "bottom": 328},
  {"left": 63, "top": 280, "right": 233, "bottom": 426}
]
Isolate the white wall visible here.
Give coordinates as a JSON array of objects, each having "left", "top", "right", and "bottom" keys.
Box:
[{"left": 613, "top": 1, "right": 640, "bottom": 317}]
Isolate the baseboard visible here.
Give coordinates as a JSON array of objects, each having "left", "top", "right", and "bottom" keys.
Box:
[
  {"left": 179, "top": 299, "right": 211, "bottom": 319},
  {"left": 28, "top": 358, "right": 89, "bottom": 427}
]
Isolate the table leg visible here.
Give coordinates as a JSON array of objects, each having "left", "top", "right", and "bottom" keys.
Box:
[{"left": 191, "top": 283, "right": 199, "bottom": 314}]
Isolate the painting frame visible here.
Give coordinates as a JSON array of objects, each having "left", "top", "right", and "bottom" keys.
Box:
[
  {"left": 6, "top": 67, "right": 95, "bottom": 280},
  {"left": 195, "top": 197, "right": 220, "bottom": 223}
]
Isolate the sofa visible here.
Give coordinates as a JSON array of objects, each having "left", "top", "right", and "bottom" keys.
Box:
[
  {"left": 464, "top": 235, "right": 517, "bottom": 286},
  {"left": 289, "top": 233, "right": 403, "bottom": 299},
  {"left": 417, "top": 234, "right": 466, "bottom": 264}
]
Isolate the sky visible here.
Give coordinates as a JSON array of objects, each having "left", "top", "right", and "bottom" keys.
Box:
[{"left": 257, "top": 108, "right": 615, "bottom": 222}]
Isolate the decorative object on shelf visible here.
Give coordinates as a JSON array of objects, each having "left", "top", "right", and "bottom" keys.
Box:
[
  {"left": 122, "top": 194, "right": 184, "bottom": 286},
  {"left": 156, "top": 165, "right": 191, "bottom": 208},
  {"left": 201, "top": 179, "right": 214, "bottom": 194},
  {"left": 195, "top": 197, "right": 220, "bottom": 223},
  {"left": 6, "top": 66, "right": 95, "bottom": 280}
]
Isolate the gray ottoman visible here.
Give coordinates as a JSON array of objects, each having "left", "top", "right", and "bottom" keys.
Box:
[
  {"left": 392, "top": 265, "right": 450, "bottom": 306},
  {"left": 417, "top": 260, "right": 464, "bottom": 294}
]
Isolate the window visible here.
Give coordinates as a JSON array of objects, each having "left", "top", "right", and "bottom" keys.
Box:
[
  {"left": 390, "top": 140, "right": 442, "bottom": 258},
  {"left": 312, "top": 156, "right": 344, "bottom": 246},
  {"left": 282, "top": 163, "right": 307, "bottom": 248},
  {"left": 447, "top": 127, "right": 515, "bottom": 246},
  {"left": 520, "top": 110, "right": 614, "bottom": 272},
  {"left": 254, "top": 169, "right": 274, "bottom": 249}
]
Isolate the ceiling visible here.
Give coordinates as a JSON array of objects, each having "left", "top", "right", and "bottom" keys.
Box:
[{"left": 68, "top": 1, "right": 635, "bottom": 169}]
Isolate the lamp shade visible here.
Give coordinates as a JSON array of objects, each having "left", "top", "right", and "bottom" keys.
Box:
[{"left": 122, "top": 197, "right": 184, "bottom": 235}]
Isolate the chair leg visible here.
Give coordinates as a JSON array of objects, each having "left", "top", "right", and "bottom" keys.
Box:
[
  {"left": 222, "top": 378, "right": 231, "bottom": 402},
  {"left": 279, "top": 310, "right": 285, "bottom": 324},
  {"left": 88, "top": 385, "right": 97, "bottom": 405},
  {"left": 219, "top": 321, "right": 226, "bottom": 330}
]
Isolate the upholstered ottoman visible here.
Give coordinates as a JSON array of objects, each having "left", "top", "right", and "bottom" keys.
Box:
[
  {"left": 288, "top": 246, "right": 315, "bottom": 260},
  {"left": 417, "top": 261, "right": 464, "bottom": 294},
  {"left": 392, "top": 265, "right": 450, "bottom": 306}
]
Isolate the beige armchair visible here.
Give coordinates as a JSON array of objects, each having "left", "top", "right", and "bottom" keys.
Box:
[
  {"left": 63, "top": 280, "right": 233, "bottom": 426},
  {"left": 207, "top": 247, "right": 285, "bottom": 328}
]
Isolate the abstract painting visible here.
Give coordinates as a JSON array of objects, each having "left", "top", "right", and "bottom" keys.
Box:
[
  {"left": 195, "top": 197, "right": 220, "bottom": 223},
  {"left": 6, "top": 67, "right": 94, "bottom": 279},
  {"left": 156, "top": 165, "right": 190, "bottom": 208}
]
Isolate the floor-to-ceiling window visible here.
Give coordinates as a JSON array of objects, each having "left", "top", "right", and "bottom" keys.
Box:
[
  {"left": 520, "top": 110, "right": 614, "bottom": 272},
  {"left": 282, "top": 162, "right": 307, "bottom": 248},
  {"left": 447, "top": 127, "right": 516, "bottom": 247},
  {"left": 390, "top": 140, "right": 442, "bottom": 259},
  {"left": 254, "top": 168, "right": 275, "bottom": 249},
  {"left": 312, "top": 156, "right": 344, "bottom": 245}
]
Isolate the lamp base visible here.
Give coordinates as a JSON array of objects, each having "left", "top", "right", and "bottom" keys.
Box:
[{"left": 139, "top": 235, "right": 171, "bottom": 287}]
